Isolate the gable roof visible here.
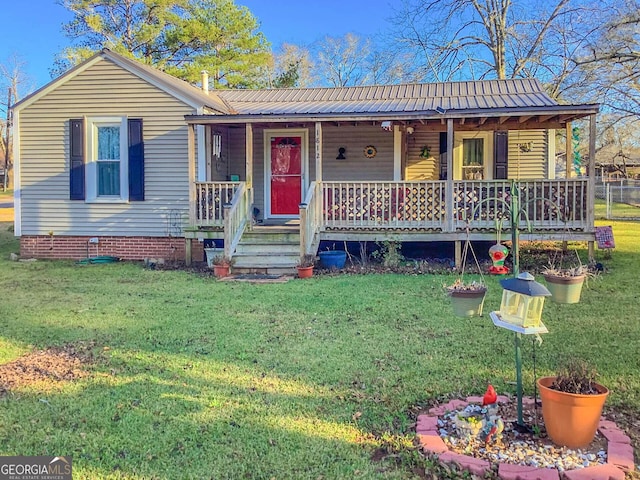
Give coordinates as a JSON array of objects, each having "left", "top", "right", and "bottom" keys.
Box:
[
  {"left": 215, "top": 79, "right": 559, "bottom": 116},
  {"left": 12, "top": 49, "right": 231, "bottom": 114}
]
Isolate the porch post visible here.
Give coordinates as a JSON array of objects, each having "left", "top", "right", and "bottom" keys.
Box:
[
  {"left": 565, "top": 122, "right": 572, "bottom": 178},
  {"left": 393, "top": 124, "right": 402, "bottom": 181},
  {"left": 245, "top": 123, "right": 253, "bottom": 189},
  {"left": 315, "top": 122, "right": 323, "bottom": 182},
  {"left": 245, "top": 123, "right": 254, "bottom": 230},
  {"left": 446, "top": 118, "right": 454, "bottom": 233},
  {"left": 313, "top": 122, "right": 323, "bottom": 254},
  {"left": 588, "top": 113, "right": 597, "bottom": 260},
  {"left": 186, "top": 123, "right": 196, "bottom": 266}
]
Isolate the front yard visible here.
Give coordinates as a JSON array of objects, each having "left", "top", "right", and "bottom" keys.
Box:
[{"left": 0, "top": 220, "right": 638, "bottom": 479}]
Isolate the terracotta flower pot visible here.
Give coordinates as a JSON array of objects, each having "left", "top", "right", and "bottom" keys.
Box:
[
  {"left": 448, "top": 289, "right": 487, "bottom": 318},
  {"left": 213, "top": 264, "right": 230, "bottom": 278},
  {"left": 297, "top": 266, "right": 313, "bottom": 278},
  {"left": 543, "top": 273, "right": 585, "bottom": 304},
  {"left": 537, "top": 376, "right": 609, "bottom": 448}
]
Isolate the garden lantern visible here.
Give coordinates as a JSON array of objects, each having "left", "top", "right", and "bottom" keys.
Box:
[{"left": 498, "top": 272, "right": 551, "bottom": 329}]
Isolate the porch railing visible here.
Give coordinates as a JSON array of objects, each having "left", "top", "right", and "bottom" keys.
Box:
[
  {"left": 452, "top": 179, "right": 589, "bottom": 230},
  {"left": 194, "top": 181, "right": 241, "bottom": 226},
  {"left": 223, "top": 183, "right": 251, "bottom": 259},
  {"left": 321, "top": 181, "right": 447, "bottom": 229},
  {"left": 299, "top": 182, "right": 322, "bottom": 256}
]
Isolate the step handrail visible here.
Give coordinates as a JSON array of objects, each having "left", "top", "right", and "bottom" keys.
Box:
[
  {"left": 223, "top": 182, "right": 250, "bottom": 259},
  {"left": 299, "top": 181, "right": 321, "bottom": 257}
]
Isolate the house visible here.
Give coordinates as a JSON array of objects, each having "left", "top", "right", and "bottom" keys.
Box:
[{"left": 12, "top": 49, "right": 599, "bottom": 272}]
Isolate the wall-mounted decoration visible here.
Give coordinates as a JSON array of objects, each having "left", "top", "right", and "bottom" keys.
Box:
[
  {"left": 364, "top": 145, "right": 377, "bottom": 158},
  {"left": 336, "top": 147, "right": 346, "bottom": 160},
  {"left": 518, "top": 142, "right": 533, "bottom": 153},
  {"left": 419, "top": 145, "right": 431, "bottom": 158}
]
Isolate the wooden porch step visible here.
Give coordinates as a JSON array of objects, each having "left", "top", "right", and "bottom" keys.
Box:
[
  {"left": 232, "top": 256, "right": 299, "bottom": 275},
  {"left": 232, "top": 226, "right": 302, "bottom": 274},
  {"left": 240, "top": 231, "right": 300, "bottom": 244},
  {"left": 236, "top": 243, "right": 299, "bottom": 255},
  {"left": 232, "top": 265, "right": 298, "bottom": 276}
]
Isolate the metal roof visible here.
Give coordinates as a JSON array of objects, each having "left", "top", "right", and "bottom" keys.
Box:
[{"left": 215, "top": 79, "right": 559, "bottom": 116}]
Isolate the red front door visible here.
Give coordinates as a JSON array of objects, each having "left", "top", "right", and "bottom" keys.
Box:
[{"left": 270, "top": 136, "right": 302, "bottom": 215}]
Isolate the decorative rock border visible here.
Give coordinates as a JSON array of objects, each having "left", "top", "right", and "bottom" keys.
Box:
[{"left": 416, "top": 395, "right": 635, "bottom": 480}]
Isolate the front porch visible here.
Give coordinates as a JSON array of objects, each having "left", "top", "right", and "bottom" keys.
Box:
[
  {"left": 184, "top": 178, "right": 594, "bottom": 268},
  {"left": 182, "top": 79, "right": 599, "bottom": 269}
]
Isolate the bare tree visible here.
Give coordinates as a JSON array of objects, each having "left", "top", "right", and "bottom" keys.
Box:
[
  {"left": 314, "top": 33, "right": 372, "bottom": 87},
  {"left": 312, "top": 33, "right": 414, "bottom": 87},
  {"left": 1, "top": 54, "right": 33, "bottom": 190},
  {"left": 576, "top": 0, "right": 640, "bottom": 118},
  {"left": 263, "top": 43, "right": 314, "bottom": 88},
  {"left": 390, "top": 0, "right": 601, "bottom": 93}
]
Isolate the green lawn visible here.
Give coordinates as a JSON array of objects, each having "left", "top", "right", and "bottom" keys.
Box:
[
  {"left": 0, "top": 221, "right": 639, "bottom": 479},
  {"left": 595, "top": 197, "right": 640, "bottom": 219}
]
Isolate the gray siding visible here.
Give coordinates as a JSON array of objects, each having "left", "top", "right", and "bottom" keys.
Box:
[
  {"left": 18, "top": 57, "right": 198, "bottom": 237},
  {"left": 320, "top": 125, "right": 394, "bottom": 181}
]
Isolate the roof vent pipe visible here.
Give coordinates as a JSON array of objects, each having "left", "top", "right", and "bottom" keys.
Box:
[{"left": 201, "top": 70, "right": 209, "bottom": 94}]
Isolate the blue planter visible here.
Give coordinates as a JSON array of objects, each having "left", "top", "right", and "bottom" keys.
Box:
[{"left": 318, "top": 250, "right": 347, "bottom": 269}]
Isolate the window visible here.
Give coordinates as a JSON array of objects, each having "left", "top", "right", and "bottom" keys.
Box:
[
  {"left": 463, "top": 138, "right": 484, "bottom": 180},
  {"left": 69, "top": 118, "right": 144, "bottom": 202},
  {"left": 97, "top": 125, "right": 122, "bottom": 196},
  {"left": 87, "top": 117, "right": 128, "bottom": 202}
]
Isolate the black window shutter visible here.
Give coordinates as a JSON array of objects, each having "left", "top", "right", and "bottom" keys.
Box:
[
  {"left": 439, "top": 132, "right": 448, "bottom": 180},
  {"left": 69, "top": 119, "right": 85, "bottom": 200},
  {"left": 128, "top": 119, "right": 144, "bottom": 201},
  {"left": 494, "top": 131, "right": 508, "bottom": 179}
]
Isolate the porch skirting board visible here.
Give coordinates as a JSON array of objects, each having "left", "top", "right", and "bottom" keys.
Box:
[{"left": 20, "top": 235, "right": 204, "bottom": 262}]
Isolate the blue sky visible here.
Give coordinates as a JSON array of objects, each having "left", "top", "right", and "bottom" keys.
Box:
[{"left": 1, "top": 0, "right": 396, "bottom": 93}]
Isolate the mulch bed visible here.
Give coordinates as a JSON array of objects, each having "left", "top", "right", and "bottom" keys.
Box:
[{"left": 0, "top": 342, "right": 95, "bottom": 397}]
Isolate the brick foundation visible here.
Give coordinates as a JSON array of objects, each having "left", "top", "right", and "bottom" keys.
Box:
[{"left": 20, "top": 235, "right": 206, "bottom": 262}]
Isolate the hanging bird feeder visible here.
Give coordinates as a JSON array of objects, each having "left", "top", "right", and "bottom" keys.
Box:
[
  {"left": 490, "top": 272, "right": 551, "bottom": 428},
  {"left": 498, "top": 272, "right": 551, "bottom": 329}
]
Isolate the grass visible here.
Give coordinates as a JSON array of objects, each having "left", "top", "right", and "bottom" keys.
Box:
[
  {"left": 595, "top": 197, "right": 640, "bottom": 219},
  {"left": 0, "top": 220, "right": 639, "bottom": 479}
]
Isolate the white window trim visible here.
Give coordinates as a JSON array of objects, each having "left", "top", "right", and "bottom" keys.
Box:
[
  {"left": 263, "top": 128, "right": 308, "bottom": 219},
  {"left": 86, "top": 116, "right": 129, "bottom": 203},
  {"left": 453, "top": 131, "right": 494, "bottom": 181}
]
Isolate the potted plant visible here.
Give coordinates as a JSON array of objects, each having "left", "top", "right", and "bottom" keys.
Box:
[
  {"left": 445, "top": 279, "right": 487, "bottom": 318},
  {"left": 211, "top": 255, "right": 233, "bottom": 278},
  {"left": 542, "top": 264, "right": 588, "bottom": 304},
  {"left": 297, "top": 254, "right": 316, "bottom": 279},
  {"left": 318, "top": 246, "right": 347, "bottom": 269},
  {"left": 537, "top": 359, "right": 609, "bottom": 449}
]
